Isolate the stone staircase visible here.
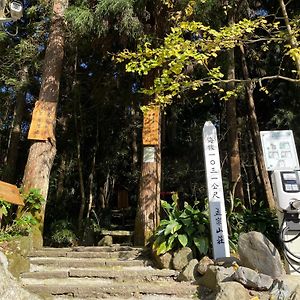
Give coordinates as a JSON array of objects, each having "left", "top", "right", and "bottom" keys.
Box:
[{"left": 20, "top": 245, "right": 200, "bottom": 299}]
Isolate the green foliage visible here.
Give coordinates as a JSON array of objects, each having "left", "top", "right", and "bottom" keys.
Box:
[
  {"left": 152, "top": 193, "right": 210, "bottom": 257},
  {"left": 65, "top": 5, "right": 94, "bottom": 36},
  {"left": 4, "top": 215, "right": 38, "bottom": 238},
  {"left": 20, "top": 188, "right": 45, "bottom": 215},
  {"left": 66, "top": 0, "right": 142, "bottom": 38},
  {"left": 0, "top": 200, "right": 11, "bottom": 217},
  {"left": 49, "top": 220, "right": 77, "bottom": 247},
  {"left": 0, "top": 189, "right": 45, "bottom": 241},
  {"left": 116, "top": 17, "right": 268, "bottom": 106},
  {"left": 228, "top": 207, "right": 279, "bottom": 252}
]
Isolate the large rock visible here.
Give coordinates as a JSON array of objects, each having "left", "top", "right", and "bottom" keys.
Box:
[
  {"left": 214, "top": 256, "right": 242, "bottom": 268},
  {"left": 238, "top": 231, "right": 285, "bottom": 278},
  {"left": 233, "top": 266, "right": 274, "bottom": 291},
  {"left": 172, "top": 247, "right": 193, "bottom": 270},
  {"left": 0, "top": 251, "right": 41, "bottom": 300},
  {"left": 197, "top": 265, "right": 235, "bottom": 291},
  {"left": 215, "top": 282, "right": 250, "bottom": 300},
  {"left": 97, "top": 235, "right": 113, "bottom": 246},
  {"left": 270, "top": 276, "right": 300, "bottom": 300},
  {"left": 290, "top": 284, "right": 300, "bottom": 300},
  {"left": 269, "top": 279, "right": 292, "bottom": 300},
  {"left": 178, "top": 259, "right": 199, "bottom": 282},
  {"left": 152, "top": 251, "right": 173, "bottom": 269},
  {"left": 197, "top": 256, "right": 214, "bottom": 275},
  {"left": 0, "top": 235, "right": 33, "bottom": 278}
]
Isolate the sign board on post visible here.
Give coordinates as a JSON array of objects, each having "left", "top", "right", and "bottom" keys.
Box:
[
  {"left": 143, "top": 147, "right": 156, "bottom": 163},
  {"left": 0, "top": 181, "right": 24, "bottom": 206},
  {"left": 203, "top": 121, "right": 230, "bottom": 259},
  {"left": 142, "top": 107, "right": 160, "bottom": 145},
  {"left": 260, "top": 130, "right": 299, "bottom": 171},
  {"left": 28, "top": 100, "right": 56, "bottom": 141}
]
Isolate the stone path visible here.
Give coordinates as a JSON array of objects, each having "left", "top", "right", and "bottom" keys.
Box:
[{"left": 20, "top": 245, "right": 205, "bottom": 299}]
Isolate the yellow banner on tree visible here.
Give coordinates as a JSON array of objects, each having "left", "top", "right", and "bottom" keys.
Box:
[
  {"left": 28, "top": 100, "right": 56, "bottom": 141},
  {"left": 142, "top": 107, "right": 160, "bottom": 145}
]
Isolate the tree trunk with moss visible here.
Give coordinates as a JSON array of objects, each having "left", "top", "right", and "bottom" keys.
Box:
[{"left": 21, "top": 0, "right": 67, "bottom": 247}]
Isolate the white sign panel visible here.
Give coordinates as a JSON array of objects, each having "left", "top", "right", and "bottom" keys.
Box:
[
  {"left": 260, "top": 130, "right": 299, "bottom": 171},
  {"left": 143, "top": 146, "right": 156, "bottom": 163},
  {"left": 203, "top": 121, "right": 230, "bottom": 259}
]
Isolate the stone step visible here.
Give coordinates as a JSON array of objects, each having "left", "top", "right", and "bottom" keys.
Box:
[
  {"left": 21, "top": 245, "right": 202, "bottom": 299},
  {"left": 21, "top": 278, "right": 198, "bottom": 299},
  {"left": 29, "top": 245, "right": 145, "bottom": 256},
  {"left": 30, "top": 249, "right": 143, "bottom": 259},
  {"left": 21, "top": 266, "right": 178, "bottom": 281},
  {"left": 29, "top": 257, "right": 149, "bottom": 271},
  {"left": 52, "top": 297, "right": 194, "bottom": 300}
]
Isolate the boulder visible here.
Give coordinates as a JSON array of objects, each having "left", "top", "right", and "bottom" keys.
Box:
[
  {"left": 98, "top": 235, "right": 113, "bottom": 246},
  {"left": 0, "top": 251, "right": 41, "bottom": 300},
  {"left": 214, "top": 256, "right": 242, "bottom": 268},
  {"left": 177, "top": 259, "right": 199, "bottom": 282},
  {"left": 197, "top": 256, "right": 214, "bottom": 275},
  {"left": 0, "top": 235, "right": 33, "bottom": 278},
  {"left": 152, "top": 251, "right": 173, "bottom": 269},
  {"left": 197, "top": 265, "right": 235, "bottom": 291},
  {"left": 290, "top": 284, "right": 300, "bottom": 300},
  {"left": 277, "top": 274, "right": 300, "bottom": 293},
  {"left": 233, "top": 266, "right": 274, "bottom": 291},
  {"left": 172, "top": 247, "right": 193, "bottom": 270},
  {"left": 238, "top": 231, "right": 285, "bottom": 278},
  {"left": 215, "top": 282, "right": 250, "bottom": 300},
  {"left": 270, "top": 279, "right": 291, "bottom": 300}
]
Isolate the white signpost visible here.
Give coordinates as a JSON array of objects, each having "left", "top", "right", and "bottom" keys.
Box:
[{"left": 203, "top": 121, "right": 230, "bottom": 259}]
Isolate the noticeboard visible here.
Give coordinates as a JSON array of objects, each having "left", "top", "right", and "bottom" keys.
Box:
[
  {"left": 142, "top": 107, "right": 160, "bottom": 145},
  {"left": 260, "top": 130, "right": 299, "bottom": 171},
  {"left": 0, "top": 181, "right": 24, "bottom": 206},
  {"left": 28, "top": 100, "right": 56, "bottom": 141}
]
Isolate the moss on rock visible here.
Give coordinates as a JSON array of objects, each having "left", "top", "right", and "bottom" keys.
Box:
[{"left": 0, "top": 234, "right": 35, "bottom": 278}]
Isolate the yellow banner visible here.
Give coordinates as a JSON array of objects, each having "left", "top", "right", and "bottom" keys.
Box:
[
  {"left": 28, "top": 100, "right": 56, "bottom": 141},
  {"left": 0, "top": 181, "right": 24, "bottom": 206},
  {"left": 142, "top": 107, "right": 160, "bottom": 145}
]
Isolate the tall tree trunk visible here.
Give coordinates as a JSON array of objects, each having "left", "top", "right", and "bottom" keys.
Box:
[
  {"left": 225, "top": 10, "right": 244, "bottom": 201},
  {"left": 226, "top": 46, "right": 244, "bottom": 201},
  {"left": 86, "top": 112, "right": 99, "bottom": 220},
  {"left": 134, "top": 0, "right": 166, "bottom": 246},
  {"left": 134, "top": 109, "right": 161, "bottom": 246},
  {"left": 21, "top": 0, "right": 67, "bottom": 246},
  {"left": 74, "top": 100, "right": 86, "bottom": 234},
  {"left": 240, "top": 45, "right": 275, "bottom": 209},
  {"left": 56, "top": 116, "right": 68, "bottom": 201},
  {"left": 131, "top": 101, "right": 139, "bottom": 167},
  {"left": 278, "top": 0, "right": 300, "bottom": 76},
  {"left": 3, "top": 66, "right": 28, "bottom": 183}
]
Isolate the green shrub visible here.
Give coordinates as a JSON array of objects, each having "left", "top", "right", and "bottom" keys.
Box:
[
  {"left": 228, "top": 208, "right": 279, "bottom": 251},
  {"left": 152, "top": 193, "right": 210, "bottom": 257},
  {"left": 49, "top": 220, "right": 77, "bottom": 247},
  {"left": 0, "top": 189, "right": 45, "bottom": 241},
  {"left": 20, "top": 188, "right": 45, "bottom": 214},
  {"left": 153, "top": 194, "right": 279, "bottom": 258},
  {"left": 0, "top": 200, "right": 11, "bottom": 218}
]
